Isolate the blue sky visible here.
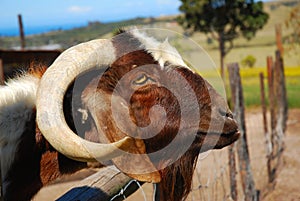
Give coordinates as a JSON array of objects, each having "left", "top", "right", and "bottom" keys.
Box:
[{"left": 0, "top": 0, "right": 181, "bottom": 35}]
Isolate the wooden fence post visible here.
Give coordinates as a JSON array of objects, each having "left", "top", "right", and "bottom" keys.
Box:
[
  {"left": 56, "top": 166, "right": 141, "bottom": 201},
  {"left": 227, "top": 63, "right": 258, "bottom": 201},
  {"left": 228, "top": 144, "right": 238, "bottom": 201},
  {"left": 267, "top": 56, "right": 276, "bottom": 137},
  {"left": 0, "top": 59, "right": 4, "bottom": 85},
  {"left": 274, "top": 50, "right": 288, "bottom": 135},
  {"left": 272, "top": 50, "right": 288, "bottom": 176},
  {"left": 275, "top": 24, "right": 284, "bottom": 56},
  {"left": 266, "top": 50, "right": 288, "bottom": 186},
  {"left": 259, "top": 73, "right": 269, "bottom": 142},
  {"left": 266, "top": 56, "right": 277, "bottom": 184},
  {"left": 18, "top": 14, "right": 26, "bottom": 50},
  {"left": 259, "top": 72, "right": 272, "bottom": 184}
]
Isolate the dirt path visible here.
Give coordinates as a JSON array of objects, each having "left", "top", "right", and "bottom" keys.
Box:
[{"left": 262, "top": 109, "right": 300, "bottom": 201}]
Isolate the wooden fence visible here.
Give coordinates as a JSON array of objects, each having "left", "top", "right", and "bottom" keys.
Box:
[
  {"left": 262, "top": 50, "right": 288, "bottom": 188},
  {"left": 54, "top": 166, "right": 139, "bottom": 201},
  {"left": 227, "top": 63, "right": 258, "bottom": 201},
  {"left": 224, "top": 48, "right": 288, "bottom": 201}
]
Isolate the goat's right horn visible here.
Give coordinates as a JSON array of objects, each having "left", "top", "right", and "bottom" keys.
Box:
[{"left": 36, "top": 39, "right": 134, "bottom": 162}]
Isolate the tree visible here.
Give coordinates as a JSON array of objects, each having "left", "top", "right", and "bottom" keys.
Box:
[
  {"left": 177, "top": 0, "right": 269, "bottom": 79},
  {"left": 241, "top": 55, "right": 256, "bottom": 68}
]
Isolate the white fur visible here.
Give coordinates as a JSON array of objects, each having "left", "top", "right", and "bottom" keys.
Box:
[
  {"left": 0, "top": 74, "right": 39, "bottom": 180},
  {"left": 131, "top": 29, "right": 188, "bottom": 68}
]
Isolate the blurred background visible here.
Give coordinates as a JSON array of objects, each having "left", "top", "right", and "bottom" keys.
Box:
[{"left": 1, "top": 0, "right": 299, "bottom": 201}]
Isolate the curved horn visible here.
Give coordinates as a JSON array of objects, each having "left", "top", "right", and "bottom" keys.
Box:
[{"left": 36, "top": 39, "right": 134, "bottom": 162}]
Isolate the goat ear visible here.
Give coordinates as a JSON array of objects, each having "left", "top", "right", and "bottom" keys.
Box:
[
  {"left": 82, "top": 89, "right": 161, "bottom": 182},
  {"left": 112, "top": 145, "right": 162, "bottom": 183},
  {"left": 108, "top": 96, "right": 161, "bottom": 182},
  {"left": 112, "top": 101, "right": 162, "bottom": 182}
]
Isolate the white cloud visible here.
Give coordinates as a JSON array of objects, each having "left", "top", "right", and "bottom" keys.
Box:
[
  {"left": 67, "top": 5, "right": 92, "bottom": 13},
  {"left": 156, "top": 0, "right": 180, "bottom": 6}
]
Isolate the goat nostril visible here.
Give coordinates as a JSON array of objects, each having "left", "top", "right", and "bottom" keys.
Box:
[
  {"left": 219, "top": 108, "right": 233, "bottom": 119},
  {"left": 227, "top": 112, "right": 234, "bottom": 119},
  {"left": 219, "top": 108, "right": 227, "bottom": 116}
]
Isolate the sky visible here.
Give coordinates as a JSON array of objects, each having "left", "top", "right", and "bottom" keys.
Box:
[
  {"left": 0, "top": 0, "right": 182, "bottom": 35},
  {"left": 0, "top": 0, "right": 273, "bottom": 36}
]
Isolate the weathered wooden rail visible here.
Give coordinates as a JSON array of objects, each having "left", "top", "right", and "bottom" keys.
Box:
[
  {"left": 0, "top": 49, "right": 61, "bottom": 79},
  {"left": 33, "top": 166, "right": 142, "bottom": 201}
]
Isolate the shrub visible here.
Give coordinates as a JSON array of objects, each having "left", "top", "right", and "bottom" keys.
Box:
[{"left": 241, "top": 55, "right": 256, "bottom": 68}]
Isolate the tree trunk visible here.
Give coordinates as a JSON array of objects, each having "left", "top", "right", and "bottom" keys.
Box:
[{"left": 218, "top": 32, "right": 226, "bottom": 80}]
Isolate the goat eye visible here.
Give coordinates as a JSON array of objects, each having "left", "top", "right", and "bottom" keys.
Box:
[{"left": 133, "top": 74, "right": 148, "bottom": 85}]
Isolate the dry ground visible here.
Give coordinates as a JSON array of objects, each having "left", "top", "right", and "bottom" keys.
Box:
[
  {"left": 126, "top": 108, "right": 300, "bottom": 201},
  {"left": 262, "top": 108, "right": 300, "bottom": 201}
]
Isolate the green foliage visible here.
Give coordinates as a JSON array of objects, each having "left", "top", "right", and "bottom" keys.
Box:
[
  {"left": 241, "top": 55, "right": 256, "bottom": 68},
  {"left": 177, "top": 0, "right": 269, "bottom": 41},
  {"left": 177, "top": 0, "right": 269, "bottom": 75}
]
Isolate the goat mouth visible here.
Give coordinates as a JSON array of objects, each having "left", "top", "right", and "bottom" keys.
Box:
[
  {"left": 221, "top": 130, "right": 240, "bottom": 139},
  {"left": 197, "top": 130, "right": 240, "bottom": 137},
  {"left": 220, "top": 130, "right": 240, "bottom": 144},
  {"left": 196, "top": 130, "right": 240, "bottom": 149}
]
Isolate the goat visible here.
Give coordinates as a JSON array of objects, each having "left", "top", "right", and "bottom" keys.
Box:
[{"left": 0, "top": 29, "right": 239, "bottom": 201}]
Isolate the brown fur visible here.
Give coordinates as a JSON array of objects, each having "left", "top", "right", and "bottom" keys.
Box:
[
  {"left": 28, "top": 62, "right": 47, "bottom": 78},
  {"left": 90, "top": 48, "right": 238, "bottom": 200},
  {"left": 2, "top": 69, "right": 87, "bottom": 201},
  {"left": 90, "top": 50, "right": 205, "bottom": 200},
  {"left": 3, "top": 107, "right": 87, "bottom": 201},
  {"left": 159, "top": 145, "right": 200, "bottom": 201}
]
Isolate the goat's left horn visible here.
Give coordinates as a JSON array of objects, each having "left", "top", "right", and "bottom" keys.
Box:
[{"left": 36, "top": 39, "right": 134, "bottom": 162}]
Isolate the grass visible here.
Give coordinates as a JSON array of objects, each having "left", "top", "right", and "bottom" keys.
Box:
[
  {"left": 284, "top": 76, "right": 300, "bottom": 108},
  {"left": 200, "top": 66, "right": 300, "bottom": 108},
  {"left": 237, "top": 67, "right": 300, "bottom": 108}
]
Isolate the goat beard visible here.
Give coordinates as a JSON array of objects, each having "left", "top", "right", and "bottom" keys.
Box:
[{"left": 157, "top": 141, "right": 201, "bottom": 201}]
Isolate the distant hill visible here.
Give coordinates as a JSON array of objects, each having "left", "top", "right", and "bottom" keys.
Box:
[
  {"left": 0, "top": 17, "right": 176, "bottom": 49},
  {"left": 0, "top": 0, "right": 298, "bottom": 50}
]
